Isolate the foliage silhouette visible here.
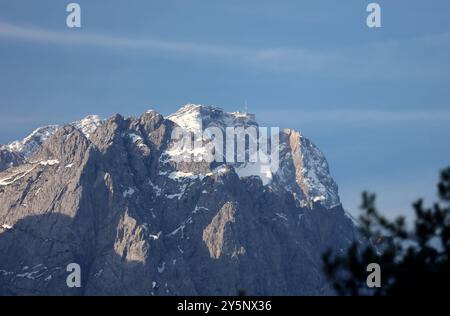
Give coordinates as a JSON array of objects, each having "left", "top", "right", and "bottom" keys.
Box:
[{"left": 323, "top": 167, "right": 450, "bottom": 295}]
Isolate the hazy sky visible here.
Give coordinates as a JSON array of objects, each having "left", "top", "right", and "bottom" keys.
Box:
[{"left": 1, "top": 0, "right": 450, "bottom": 220}]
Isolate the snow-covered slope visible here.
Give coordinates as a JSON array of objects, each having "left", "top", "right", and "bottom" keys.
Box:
[
  {"left": 166, "top": 104, "right": 340, "bottom": 209},
  {"left": 71, "top": 115, "right": 103, "bottom": 139},
  {"left": 1, "top": 125, "right": 59, "bottom": 159},
  {"left": 167, "top": 104, "right": 257, "bottom": 132},
  {"left": 0, "top": 115, "right": 103, "bottom": 165}
]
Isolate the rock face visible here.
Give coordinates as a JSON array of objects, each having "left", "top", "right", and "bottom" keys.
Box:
[
  {"left": 275, "top": 129, "right": 340, "bottom": 209},
  {"left": 0, "top": 116, "right": 102, "bottom": 172},
  {"left": 0, "top": 105, "right": 358, "bottom": 295},
  {"left": 0, "top": 148, "right": 24, "bottom": 172}
]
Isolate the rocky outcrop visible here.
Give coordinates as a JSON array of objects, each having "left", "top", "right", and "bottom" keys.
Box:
[
  {"left": 0, "top": 105, "right": 358, "bottom": 295},
  {"left": 0, "top": 148, "right": 24, "bottom": 172},
  {"left": 273, "top": 129, "right": 340, "bottom": 209},
  {"left": 0, "top": 116, "right": 102, "bottom": 172},
  {"left": 202, "top": 202, "right": 242, "bottom": 260}
]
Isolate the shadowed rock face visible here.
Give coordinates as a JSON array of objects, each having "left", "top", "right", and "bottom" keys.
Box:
[
  {"left": 0, "top": 106, "right": 359, "bottom": 296},
  {"left": 0, "top": 149, "right": 24, "bottom": 172}
]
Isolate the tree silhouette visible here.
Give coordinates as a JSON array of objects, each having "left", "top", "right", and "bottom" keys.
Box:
[{"left": 323, "top": 167, "right": 450, "bottom": 295}]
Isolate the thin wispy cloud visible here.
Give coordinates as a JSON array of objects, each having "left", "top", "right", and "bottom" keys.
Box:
[
  {"left": 1, "top": 21, "right": 449, "bottom": 79},
  {"left": 0, "top": 21, "right": 334, "bottom": 72},
  {"left": 0, "top": 22, "right": 242, "bottom": 57}
]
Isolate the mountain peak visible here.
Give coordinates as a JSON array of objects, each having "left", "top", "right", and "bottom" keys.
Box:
[
  {"left": 0, "top": 106, "right": 339, "bottom": 209},
  {"left": 72, "top": 115, "right": 103, "bottom": 138},
  {"left": 0, "top": 104, "right": 357, "bottom": 295},
  {"left": 166, "top": 104, "right": 256, "bottom": 131},
  {"left": 1, "top": 125, "right": 59, "bottom": 159},
  {"left": 0, "top": 115, "right": 103, "bottom": 163}
]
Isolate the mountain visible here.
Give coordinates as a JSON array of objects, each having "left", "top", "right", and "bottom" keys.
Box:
[
  {"left": 0, "top": 115, "right": 102, "bottom": 172},
  {"left": 0, "top": 125, "right": 58, "bottom": 171},
  {"left": 0, "top": 104, "right": 358, "bottom": 295},
  {"left": 167, "top": 104, "right": 340, "bottom": 208}
]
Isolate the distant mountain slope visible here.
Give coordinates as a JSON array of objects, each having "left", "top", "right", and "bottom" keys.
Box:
[
  {"left": 0, "top": 115, "right": 102, "bottom": 172},
  {"left": 0, "top": 105, "right": 358, "bottom": 295}
]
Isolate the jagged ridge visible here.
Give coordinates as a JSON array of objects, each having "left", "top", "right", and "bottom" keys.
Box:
[{"left": 0, "top": 105, "right": 356, "bottom": 296}]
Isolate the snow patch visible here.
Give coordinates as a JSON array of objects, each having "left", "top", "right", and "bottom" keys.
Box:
[
  {"left": 235, "top": 161, "right": 273, "bottom": 185},
  {"left": 0, "top": 166, "right": 36, "bottom": 186},
  {"left": 157, "top": 262, "right": 166, "bottom": 273},
  {"left": 275, "top": 212, "right": 288, "bottom": 221},
  {"left": 1, "top": 115, "right": 102, "bottom": 161},
  {"left": 193, "top": 205, "right": 208, "bottom": 213},
  {"left": 40, "top": 159, "right": 59, "bottom": 166},
  {"left": 166, "top": 192, "right": 184, "bottom": 200},
  {"left": 149, "top": 231, "right": 162, "bottom": 240},
  {"left": 168, "top": 171, "right": 195, "bottom": 180},
  {"left": 167, "top": 205, "right": 207, "bottom": 238},
  {"left": 2, "top": 125, "right": 59, "bottom": 159},
  {"left": 15, "top": 264, "right": 48, "bottom": 280},
  {"left": 128, "top": 133, "right": 143, "bottom": 143},
  {"left": 213, "top": 165, "right": 230, "bottom": 175},
  {"left": 148, "top": 180, "right": 162, "bottom": 196},
  {"left": 122, "top": 187, "right": 135, "bottom": 198},
  {"left": 72, "top": 115, "right": 103, "bottom": 138},
  {"left": 166, "top": 104, "right": 203, "bottom": 132},
  {"left": 313, "top": 195, "right": 326, "bottom": 202}
]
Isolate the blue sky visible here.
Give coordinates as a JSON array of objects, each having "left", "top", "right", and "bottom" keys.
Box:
[{"left": 1, "top": 0, "right": 450, "bottom": 220}]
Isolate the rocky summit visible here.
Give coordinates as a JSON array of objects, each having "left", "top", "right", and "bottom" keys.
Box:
[{"left": 0, "top": 104, "right": 359, "bottom": 295}]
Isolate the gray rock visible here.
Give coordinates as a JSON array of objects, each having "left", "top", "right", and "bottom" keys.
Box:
[
  {"left": 0, "top": 149, "right": 24, "bottom": 172},
  {"left": 0, "top": 105, "right": 359, "bottom": 296}
]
